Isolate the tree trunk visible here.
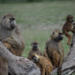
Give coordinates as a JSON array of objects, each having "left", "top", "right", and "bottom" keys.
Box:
[
  {"left": 50, "top": 26, "right": 75, "bottom": 75},
  {"left": 0, "top": 42, "right": 41, "bottom": 75}
]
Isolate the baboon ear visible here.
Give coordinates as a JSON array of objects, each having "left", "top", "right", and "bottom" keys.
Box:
[
  {"left": 37, "top": 52, "right": 39, "bottom": 55},
  {"left": 2, "top": 15, "right": 6, "bottom": 19}
]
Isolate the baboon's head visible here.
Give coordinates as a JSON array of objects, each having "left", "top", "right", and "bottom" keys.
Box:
[
  {"left": 1, "top": 13, "right": 16, "bottom": 30},
  {"left": 31, "top": 41, "right": 39, "bottom": 49},
  {"left": 51, "top": 30, "right": 63, "bottom": 41},
  {"left": 66, "top": 15, "right": 74, "bottom": 23},
  {"left": 32, "top": 53, "right": 39, "bottom": 63}
]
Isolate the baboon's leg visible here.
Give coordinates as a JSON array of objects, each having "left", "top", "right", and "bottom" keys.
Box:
[
  {"left": 65, "top": 31, "right": 72, "bottom": 45},
  {"left": 46, "top": 66, "right": 52, "bottom": 75},
  {"left": 53, "top": 51, "right": 60, "bottom": 67},
  {"left": 44, "top": 49, "right": 50, "bottom": 59}
]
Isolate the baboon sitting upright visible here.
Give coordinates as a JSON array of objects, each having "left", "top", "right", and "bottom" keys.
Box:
[
  {"left": 28, "top": 41, "right": 42, "bottom": 60},
  {"left": 44, "top": 30, "right": 64, "bottom": 75},
  {"left": 0, "top": 13, "right": 25, "bottom": 56}
]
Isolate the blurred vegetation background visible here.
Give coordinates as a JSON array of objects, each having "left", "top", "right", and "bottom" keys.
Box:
[
  {"left": 0, "top": 0, "right": 75, "bottom": 60},
  {"left": 0, "top": 0, "right": 75, "bottom": 3}
]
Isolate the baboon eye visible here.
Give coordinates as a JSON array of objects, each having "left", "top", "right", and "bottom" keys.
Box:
[
  {"left": 32, "top": 56, "right": 36, "bottom": 60},
  {"left": 10, "top": 18, "right": 14, "bottom": 20},
  {"left": 10, "top": 18, "right": 14, "bottom": 23},
  {"left": 3, "top": 16, "right": 6, "bottom": 19},
  {"left": 33, "top": 56, "right": 34, "bottom": 58},
  {"left": 37, "top": 53, "right": 39, "bottom": 55}
]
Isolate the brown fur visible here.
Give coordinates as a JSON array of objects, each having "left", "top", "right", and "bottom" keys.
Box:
[
  {"left": 44, "top": 30, "right": 64, "bottom": 75},
  {"left": 32, "top": 53, "right": 53, "bottom": 75},
  {"left": 0, "top": 13, "right": 25, "bottom": 56},
  {"left": 62, "top": 15, "right": 75, "bottom": 46},
  {"left": 28, "top": 41, "right": 42, "bottom": 60},
  {"left": 0, "top": 57, "right": 8, "bottom": 75}
]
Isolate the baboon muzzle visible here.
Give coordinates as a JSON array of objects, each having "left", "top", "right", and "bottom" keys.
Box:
[
  {"left": 58, "top": 35, "right": 63, "bottom": 40},
  {"left": 10, "top": 24, "right": 15, "bottom": 29},
  {"left": 33, "top": 45, "right": 37, "bottom": 49},
  {"left": 70, "top": 19, "right": 74, "bottom": 23}
]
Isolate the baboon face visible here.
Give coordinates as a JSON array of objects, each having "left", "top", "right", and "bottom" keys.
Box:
[
  {"left": 51, "top": 30, "right": 63, "bottom": 41},
  {"left": 1, "top": 13, "right": 16, "bottom": 30},
  {"left": 32, "top": 54, "right": 38, "bottom": 63},
  {"left": 31, "top": 41, "right": 39, "bottom": 49},
  {"left": 66, "top": 15, "right": 74, "bottom": 23}
]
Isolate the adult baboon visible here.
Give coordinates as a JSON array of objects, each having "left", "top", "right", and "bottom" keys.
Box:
[
  {"left": 0, "top": 13, "right": 25, "bottom": 56},
  {"left": 44, "top": 30, "right": 64, "bottom": 75}
]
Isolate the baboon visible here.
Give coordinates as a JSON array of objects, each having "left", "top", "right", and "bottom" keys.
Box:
[
  {"left": 28, "top": 41, "right": 42, "bottom": 60},
  {"left": 32, "top": 53, "right": 53, "bottom": 75},
  {"left": 62, "top": 15, "right": 75, "bottom": 46},
  {"left": 0, "top": 57, "right": 8, "bottom": 75},
  {"left": 44, "top": 30, "right": 64, "bottom": 75},
  {"left": 0, "top": 13, "right": 25, "bottom": 56}
]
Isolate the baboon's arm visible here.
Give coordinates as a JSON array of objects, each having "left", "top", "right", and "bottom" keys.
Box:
[
  {"left": 59, "top": 55, "right": 63, "bottom": 68},
  {"left": 58, "top": 54, "right": 63, "bottom": 75},
  {"left": 69, "top": 29, "right": 75, "bottom": 32},
  {"left": 57, "top": 43, "right": 63, "bottom": 75},
  {"left": 39, "top": 50, "right": 42, "bottom": 55},
  {"left": 28, "top": 54, "right": 31, "bottom": 59},
  {"left": 44, "top": 49, "right": 49, "bottom": 59},
  {"left": 3, "top": 37, "right": 20, "bottom": 48},
  {"left": 44, "top": 41, "right": 50, "bottom": 58},
  {"left": 28, "top": 53, "right": 30, "bottom": 59}
]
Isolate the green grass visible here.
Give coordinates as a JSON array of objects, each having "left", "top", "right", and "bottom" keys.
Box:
[{"left": 0, "top": 1, "right": 75, "bottom": 57}]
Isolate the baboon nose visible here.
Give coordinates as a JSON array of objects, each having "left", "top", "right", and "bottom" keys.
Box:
[
  {"left": 11, "top": 24, "right": 15, "bottom": 29},
  {"left": 72, "top": 19, "right": 74, "bottom": 22},
  {"left": 71, "top": 19, "right": 74, "bottom": 23},
  {"left": 59, "top": 36, "right": 63, "bottom": 40},
  {"left": 34, "top": 46, "right": 37, "bottom": 48}
]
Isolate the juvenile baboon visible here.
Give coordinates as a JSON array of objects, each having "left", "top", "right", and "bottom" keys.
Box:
[
  {"left": 28, "top": 41, "right": 42, "bottom": 60},
  {"left": 62, "top": 15, "right": 75, "bottom": 46},
  {"left": 44, "top": 30, "right": 64, "bottom": 75},
  {"left": 0, "top": 13, "right": 25, "bottom": 56},
  {"left": 0, "top": 57, "right": 8, "bottom": 75},
  {"left": 32, "top": 53, "right": 53, "bottom": 75}
]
